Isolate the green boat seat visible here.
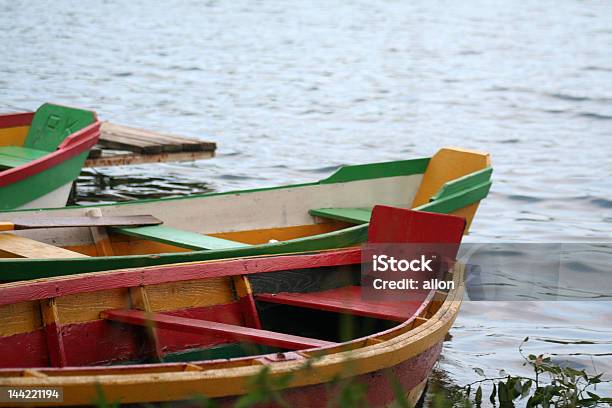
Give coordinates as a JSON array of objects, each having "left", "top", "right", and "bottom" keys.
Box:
[
  {"left": 113, "top": 225, "right": 250, "bottom": 250},
  {"left": 0, "top": 103, "right": 95, "bottom": 170},
  {"left": 24, "top": 103, "right": 95, "bottom": 152},
  {"left": 309, "top": 207, "right": 373, "bottom": 224},
  {"left": 0, "top": 146, "right": 48, "bottom": 169}
]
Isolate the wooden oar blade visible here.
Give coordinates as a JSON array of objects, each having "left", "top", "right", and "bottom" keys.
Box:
[{"left": 8, "top": 215, "right": 163, "bottom": 230}]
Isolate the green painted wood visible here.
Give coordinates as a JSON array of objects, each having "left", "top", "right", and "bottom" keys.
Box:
[
  {"left": 414, "top": 180, "right": 492, "bottom": 214},
  {"left": 320, "top": 157, "right": 429, "bottom": 184},
  {"left": 0, "top": 152, "right": 89, "bottom": 210},
  {"left": 2, "top": 157, "right": 431, "bottom": 214},
  {"left": 0, "top": 146, "right": 48, "bottom": 169},
  {"left": 160, "top": 343, "right": 278, "bottom": 363},
  {"left": 430, "top": 167, "right": 493, "bottom": 201},
  {"left": 309, "top": 207, "right": 373, "bottom": 224},
  {"left": 25, "top": 103, "right": 95, "bottom": 152},
  {"left": 113, "top": 225, "right": 250, "bottom": 250},
  {"left": 2, "top": 223, "right": 369, "bottom": 281}
]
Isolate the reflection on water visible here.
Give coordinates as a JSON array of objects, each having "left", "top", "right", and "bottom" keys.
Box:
[{"left": 2, "top": 0, "right": 611, "bottom": 401}]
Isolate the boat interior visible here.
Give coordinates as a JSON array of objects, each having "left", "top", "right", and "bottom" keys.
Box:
[
  {"left": 0, "top": 147, "right": 491, "bottom": 260},
  {"left": 0, "top": 104, "right": 96, "bottom": 172},
  {"left": 0, "top": 207, "right": 465, "bottom": 371}
]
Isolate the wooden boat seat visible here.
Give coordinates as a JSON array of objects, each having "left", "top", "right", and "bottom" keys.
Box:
[
  {"left": 309, "top": 207, "right": 373, "bottom": 224},
  {"left": 0, "top": 233, "right": 89, "bottom": 258},
  {"left": 113, "top": 225, "right": 250, "bottom": 250},
  {"left": 256, "top": 286, "right": 425, "bottom": 322},
  {"left": 0, "top": 103, "right": 95, "bottom": 169},
  {"left": 0, "top": 146, "right": 48, "bottom": 169},
  {"left": 102, "top": 309, "right": 335, "bottom": 350}
]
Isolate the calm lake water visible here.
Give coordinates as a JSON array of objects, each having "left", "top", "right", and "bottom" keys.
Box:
[{"left": 2, "top": 0, "right": 611, "bottom": 402}]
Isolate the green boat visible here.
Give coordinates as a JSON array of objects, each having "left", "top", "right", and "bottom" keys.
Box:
[
  {"left": 0, "top": 147, "right": 492, "bottom": 281},
  {"left": 0, "top": 103, "right": 100, "bottom": 210}
]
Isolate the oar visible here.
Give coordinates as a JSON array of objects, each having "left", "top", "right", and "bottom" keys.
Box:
[{"left": 0, "top": 215, "right": 163, "bottom": 231}]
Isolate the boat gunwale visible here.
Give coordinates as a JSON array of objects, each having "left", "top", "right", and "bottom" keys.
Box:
[
  {"left": 0, "top": 259, "right": 463, "bottom": 402},
  {"left": 0, "top": 108, "right": 101, "bottom": 189},
  {"left": 0, "top": 157, "right": 431, "bottom": 214}
]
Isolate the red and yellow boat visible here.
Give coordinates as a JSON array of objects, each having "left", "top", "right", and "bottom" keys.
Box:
[{"left": 0, "top": 206, "right": 467, "bottom": 407}]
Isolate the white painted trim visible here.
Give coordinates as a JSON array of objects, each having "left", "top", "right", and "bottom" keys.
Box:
[
  {"left": 15, "top": 182, "right": 73, "bottom": 210},
  {"left": 14, "top": 175, "right": 422, "bottom": 246}
]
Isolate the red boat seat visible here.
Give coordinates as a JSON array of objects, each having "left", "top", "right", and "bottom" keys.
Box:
[
  {"left": 256, "top": 286, "right": 425, "bottom": 322},
  {"left": 102, "top": 309, "right": 335, "bottom": 350}
]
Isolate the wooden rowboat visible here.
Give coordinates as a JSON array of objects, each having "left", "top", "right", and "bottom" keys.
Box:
[
  {"left": 0, "top": 103, "right": 101, "bottom": 210},
  {"left": 0, "top": 146, "right": 491, "bottom": 281},
  {"left": 0, "top": 206, "right": 467, "bottom": 407}
]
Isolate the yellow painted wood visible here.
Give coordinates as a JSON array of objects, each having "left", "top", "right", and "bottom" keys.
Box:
[
  {"left": 232, "top": 276, "right": 252, "bottom": 298},
  {"left": 411, "top": 147, "right": 491, "bottom": 231},
  {"left": 89, "top": 227, "right": 114, "bottom": 256},
  {"left": 0, "top": 126, "right": 29, "bottom": 147},
  {"left": 0, "top": 223, "right": 14, "bottom": 231},
  {"left": 0, "top": 268, "right": 464, "bottom": 406},
  {"left": 55, "top": 288, "right": 130, "bottom": 324},
  {"left": 0, "top": 301, "right": 42, "bottom": 337},
  {"left": 40, "top": 298, "right": 61, "bottom": 326},
  {"left": 209, "top": 222, "right": 348, "bottom": 245},
  {"left": 22, "top": 370, "right": 47, "bottom": 378},
  {"left": 0, "top": 233, "right": 88, "bottom": 259},
  {"left": 146, "top": 277, "right": 235, "bottom": 312},
  {"left": 129, "top": 286, "right": 162, "bottom": 361}
]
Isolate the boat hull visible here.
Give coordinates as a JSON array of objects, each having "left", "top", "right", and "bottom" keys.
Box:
[
  {"left": 0, "top": 147, "right": 492, "bottom": 281},
  {"left": 0, "top": 107, "right": 100, "bottom": 210}
]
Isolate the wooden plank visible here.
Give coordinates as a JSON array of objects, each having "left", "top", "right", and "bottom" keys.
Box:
[
  {"left": 102, "top": 122, "right": 215, "bottom": 152},
  {"left": 309, "top": 207, "right": 372, "bottom": 224},
  {"left": 0, "top": 249, "right": 362, "bottom": 307},
  {"left": 102, "top": 309, "right": 335, "bottom": 349},
  {"left": 85, "top": 150, "right": 215, "bottom": 167},
  {"left": 0, "top": 233, "right": 88, "bottom": 259},
  {"left": 114, "top": 225, "right": 249, "bottom": 251},
  {"left": 256, "top": 286, "right": 424, "bottom": 322},
  {"left": 2, "top": 215, "right": 162, "bottom": 231},
  {"left": 39, "top": 298, "right": 67, "bottom": 367},
  {"left": 367, "top": 205, "right": 466, "bottom": 244},
  {"left": 102, "top": 123, "right": 183, "bottom": 153},
  {"left": 232, "top": 276, "right": 262, "bottom": 329},
  {"left": 410, "top": 147, "right": 491, "bottom": 232},
  {"left": 129, "top": 286, "right": 162, "bottom": 361},
  {"left": 97, "top": 129, "right": 163, "bottom": 155},
  {"left": 90, "top": 227, "right": 114, "bottom": 256}
]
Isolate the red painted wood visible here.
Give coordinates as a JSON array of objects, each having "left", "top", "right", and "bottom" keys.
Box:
[
  {"left": 0, "top": 338, "right": 442, "bottom": 408},
  {"left": 214, "top": 341, "right": 443, "bottom": 408},
  {"left": 368, "top": 205, "right": 466, "bottom": 244},
  {"left": 102, "top": 309, "right": 335, "bottom": 350},
  {"left": 0, "top": 303, "right": 245, "bottom": 368},
  {"left": 155, "top": 302, "right": 244, "bottom": 355},
  {"left": 256, "top": 286, "right": 426, "bottom": 322},
  {"left": 238, "top": 295, "right": 262, "bottom": 329},
  {"left": 0, "top": 120, "right": 100, "bottom": 187},
  {"left": 0, "top": 111, "right": 34, "bottom": 128},
  {"left": 0, "top": 249, "right": 362, "bottom": 307},
  {"left": 43, "top": 322, "right": 67, "bottom": 367},
  {"left": 0, "top": 329, "right": 48, "bottom": 368}
]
